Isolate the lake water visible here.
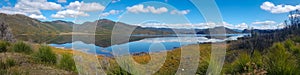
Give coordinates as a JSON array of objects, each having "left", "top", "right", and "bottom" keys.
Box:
[{"left": 49, "top": 34, "right": 249, "bottom": 57}]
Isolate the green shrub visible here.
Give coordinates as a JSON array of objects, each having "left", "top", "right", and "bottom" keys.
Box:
[
  {"left": 292, "top": 36, "right": 300, "bottom": 43},
  {"left": 251, "top": 50, "right": 263, "bottom": 67},
  {"left": 0, "top": 41, "right": 10, "bottom": 53},
  {"left": 33, "top": 45, "right": 57, "bottom": 64},
  {"left": 5, "top": 58, "right": 15, "bottom": 67},
  {"left": 0, "top": 59, "right": 15, "bottom": 70},
  {"left": 196, "top": 61, "right": 209, "bottom": 75},
  {"left": 11, "top": 42, "right": 32, "bottom": 54},
  {"left": 265, "top": 43, "right": 299, "bottom": 75},
  {"left": 228, "top": 52, "right": 251, "bottom": 73},
  {"left": 0, "top": 60, "right": 6, "bottom": 70},
  {"left": 58, "top": 53, "right": 77, "bottom": 72}
]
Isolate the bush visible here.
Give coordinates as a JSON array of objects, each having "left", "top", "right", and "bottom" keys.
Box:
[
  {"left": 33, "top": 45, "right": 57, "bottom": 64},
  {"left": 224, "top": 50, "right": 263, "bottom": 74},
  {"left": 196, "top": 61, "right": 209, "bottom": 75},
  {"left": 0, "top": 60, "right": 7, "bottom": 70},
  {"left": 228, "top": 52, "right": 251, "bottom": 73},
  {"left": 292, "top": 36, "right": 300, "bottom": 43},
  {"left": 0, "top": 59, "right": 15, "bottom": 70},
  {"left": 251, "top": 50, "right": 263, "bottom": 68},
  {"left": 0, "top": 41, "right": 10, "bottom": 53},
  {"left": 5, "top": 58, "right": 15, "bottom": 67},
  {"left": 58, "top": 53, "right": 77, "bottom": 72},
  {"left": 11, "top": 42, "right": 32, "bottom": 54},
  {"left": 265, "top": 43, "right": 299, "bottom": 75}
]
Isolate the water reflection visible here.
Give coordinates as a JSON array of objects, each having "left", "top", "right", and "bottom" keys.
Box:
[{"left": 49, "top": 34, "right": 249, "bottom": 56}]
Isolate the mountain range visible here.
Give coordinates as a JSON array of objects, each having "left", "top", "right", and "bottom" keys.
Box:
[{"left": 0, "top": 13, "right": 246, "bottom": 36}]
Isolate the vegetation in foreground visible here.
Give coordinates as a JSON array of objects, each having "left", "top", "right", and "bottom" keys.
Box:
[
  {"left": 1, "top": 35, "right": 300, "bottom": 75},
  {"left": 0, "top": 41, "right": 77, "bottom": 75}
]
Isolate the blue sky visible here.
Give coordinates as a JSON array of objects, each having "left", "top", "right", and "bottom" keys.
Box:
[{"left": 0, "top": 0, "right": 299, "bottom": 29}]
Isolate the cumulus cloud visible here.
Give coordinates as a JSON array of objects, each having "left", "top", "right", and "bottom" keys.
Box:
[
  {"left": 111, "top": 0, "right": 121, "bottom": 3},
  {"left": 126, "top": 4, "right": 168, "bottom": 14},
  {"left": 132, "top": 21, "right": 285, "bottom": 30},
  {"left": 57, "top": 0, "right": 67, "bottom": 3},
  {"left": 100, "top": 10, "right": 122, "bottom": 17},
  {"left": 0, "top": 0, "right": 63, "bottom": 20},
  {"left": 66, "top": 1, "right": 105, "bottom": 12},
  {"left": 236, "top": 23, "right": 249, "bottom": 30},
  {"left": 251, "top": 20, "right": 286, "bottom": 29},
  {"left": 277, "top": 23, "right": 286, "bottom": 28},
  {"left": 289, "top": 13, "right": 300, "bottom": 18},
  {"left": 16, "top": 0, "right": 62, "bottom": 10},
  {"left": 51, "top": 10, "right": 89, "bottom": 18},
  {"left": 51, "top": 1, "right": 105, "bottom": 18},
  {"left": 29, "top": 14, "right": 46, "bottom": 20},
  {"left": 170, "top": 10, "right": 190, "bottom": 15},
  {"left": 252, "top": 20, "right": 277, "bottom": 25},
  {"left": 133, "top": 22, "right": 245, "bottom": 29},
  {"left": 0, "top": 7, "right": 27, "bottom": 15},
  {"left": 260, "top": 1, "right": 300, "bottom": 13}
]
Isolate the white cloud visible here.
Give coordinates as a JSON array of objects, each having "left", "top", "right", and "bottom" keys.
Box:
[
  {"left": 15, "top": 0, "right": 62, "bottom": 10},
  {"left": 133, "top": 22, "right": 245, "bottom": 29},
  {"left": 0, "top": 7, "right": 27, "bottom": 15},
  {"left": 51, "top": 1, "right": 106, "bottom": 18},
  {"left": 260, "top": 1, "right": 300, "bottom": 13},
  {"left": 251, "top": 21, "right": 285, "bottom": 29},
  {"left": 29, "top": 14, "right": 46, "bottom": 20},
  {"left": 170, "top": 10, "right": 190, "bottom": 15},
  {"left": 252, "top": 20, "right": 277, "bottom": 25},
  {"left": 111, "top": 0, "right": 121, "bottom": 3},
  {"left": 277, "top": 23, "right": 286, "bottom": 29},
  {"left": 0, "top": 0, "right": 62, "bottom": 20},
  {"left": 132, "top": 21, "right": 285, "bottom": 30},
  {"left": 289, "top": 13, "right": 300, "bottom": 18},
  {"left": 236, "top": 23, "right": 248, "bottom": 30},
  {"left": 66, "top": 1, "right": 105, "bottom": 12},
  {"left": 100, "top": 10, "right": 122, "bottom": 17},
  {"left": 57, "top": 0, "right": 67, "bottom": 3},
  {"left": 51, "top": 10, "right": 89, "bottom": 18},
  {"left": 126, "top": 4, "right": 168, "bottom": 14}
]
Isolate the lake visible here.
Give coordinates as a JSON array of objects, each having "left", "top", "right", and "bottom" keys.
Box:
[{"left": 49, "top": 34, "right": 249, "bottom": 57}]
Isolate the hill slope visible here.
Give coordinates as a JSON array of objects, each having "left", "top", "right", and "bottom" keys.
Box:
[{"left": 0, "top": 13, "right": 62, "bottom": 35}]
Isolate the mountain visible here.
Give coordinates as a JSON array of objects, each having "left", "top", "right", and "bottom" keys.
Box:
[
  {"left": 43, "top": 20, "right": 73, "bottom": 32},
  {"left": 196, "top": 26, "right": 241, "bottom": 34},
  {"left": 0, "top": 13, "right": 173, "bottom": 37},
  {"left": 0, "top": 13, "right": 61, "bottom": 35},
  {"left": 0, "top": 13, "right": 241, "bottom": 36},
  {"left": 77, "top": 19, "right": 173, "bottom": 35},
  {"left": 242, "top": 29, "right": 277, "bottom": 34}
]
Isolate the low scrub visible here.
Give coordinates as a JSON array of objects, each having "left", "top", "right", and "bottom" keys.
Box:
[
  {"left": 0, "top": 58, "right": 16, "bottom": 75},
  {"left": 33, "top": 45, "right": 57, "bottom": 64},
  {"left": 11, "top": 42, "right": 32, "bottom": 54},
  {"left": 0, "top": 41, "right": 10, "bottom": 53},
  {"left": 58, "top": 53, "right": 77, "bottom": 72},
  {"left": 265, "top": 43, "right": 299, "bottom": 75}
]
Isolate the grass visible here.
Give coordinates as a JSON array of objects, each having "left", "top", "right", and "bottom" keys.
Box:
[
  {"left": 11, "top": 42, "right": 32, "bottom": 54},
  {"left": 0, "top": 41, "right": 10, "bottom": 53},
  {"left": 0, "top": 58, "right": 16, "bottom": 75},
  {"left": 265, "top": 42, "right": 299, "bottom": 75},
  {"left": 1, "top": 39, "right": 300, "bottom": 74},
  {"left": 33, "top": 45, "right": 57, "bottom": 64},
  {"left": 58, "top": 53, "right": 77, "bottom": 72}
]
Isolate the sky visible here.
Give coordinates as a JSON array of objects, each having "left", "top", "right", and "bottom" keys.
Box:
[{"left": 0, "top": 0, "right": 300, "bottom": 30}]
